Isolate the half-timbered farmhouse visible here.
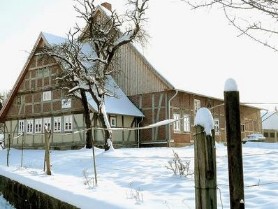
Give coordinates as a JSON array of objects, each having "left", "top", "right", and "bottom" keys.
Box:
[
  {"left": 0, "top": 31, "right": 144, "bottom": 149},
  {"left": 0, "top": 3, "right": 262, "bottom": 149}
]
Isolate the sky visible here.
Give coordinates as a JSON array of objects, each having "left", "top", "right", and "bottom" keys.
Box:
[
  {"left": 1, "top": 141, "right": 278, "bottom": 209},
  {"left": 1, "top": 0, "right": 278, "bottom": 110}
]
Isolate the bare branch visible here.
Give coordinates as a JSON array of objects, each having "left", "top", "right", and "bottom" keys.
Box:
[{"left": 184, "top": 0, "right": 278, "bottom": 51}]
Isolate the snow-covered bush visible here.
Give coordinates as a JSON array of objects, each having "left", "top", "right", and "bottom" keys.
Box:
[
  {"left": 82, "top": 169, "right": 95, "bottom": 189},
  {"left": 166, "top": 150, "right": 193, "bottom": 177},
  {"left": 126, "top": 182, "right": 143, "bottom": 204}
]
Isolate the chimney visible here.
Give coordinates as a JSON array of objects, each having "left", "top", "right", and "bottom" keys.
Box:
[{"left": 101, "top": 2, "right": 112, "bottom": 11}]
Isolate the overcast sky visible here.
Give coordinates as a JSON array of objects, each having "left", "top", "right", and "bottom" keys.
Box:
[{"left": 1, "top": 0, "right": 278, "bottom": 111}]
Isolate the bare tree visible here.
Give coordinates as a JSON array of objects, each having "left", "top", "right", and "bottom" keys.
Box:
[
  {"left": 0, "top": 91, "right": 10, "bottom": 110},
  {"left": 43, "top": 0, "right": 149, "bottom": 150},
  {"left": 184, "top": 0, "right": 278, "bottom": 51}
]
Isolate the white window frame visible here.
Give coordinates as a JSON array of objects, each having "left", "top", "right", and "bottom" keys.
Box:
[
  {"left": 35, "top": 119, "right": 42, "bottom": 133},
  {"left": 183, "top": 114, "right": 190, "bottom": 132},
  {"left": 18, "top": 120, "right": 25, "bottom": 134},
  {"left": 43, "top": 117, "right": 51, "bottom": 132},
  {"left": 214, "top": 118, "right": 220, "bottom": 134},
  {"left": 54, "top": 117, "right": 62, "bottom": 132},
  {"left": 173, "top": 113, "right": 180, "bottom": 132},
  {"left": 61, "top": 98, "right": 72, "bottom": 109},
  {"left": 42, "top": 91, "right": 51, "bottom": 101},
  {"left": 110, "top": 116, "right": 117, "bottom": 127},
  {"left": 194, "top": 99, "right": 201, "bottom": 114},
  {"left": 64, "top": 115, "right": 73, "bottom": 132},
  {"left": 26, "top": 119, "right": 34, "bottom": 134}
]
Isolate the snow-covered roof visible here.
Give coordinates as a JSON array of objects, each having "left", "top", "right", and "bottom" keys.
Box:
[
  {"left": 86, "top": 76, "right": 144, "bottom": 117},
  {"left": 42, "top": 32, "right": 67, "bottom": 46},
  {"left": 262, "top": 111, "right": 278, "bottom": 130},
  {"left": 41, "top": 32, "right": 143, "bottom": 117}
]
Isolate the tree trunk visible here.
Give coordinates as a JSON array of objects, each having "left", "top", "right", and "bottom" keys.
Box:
[
  {"left": 98, "top": 113, "right": 112, "bottom": 151},
  {"left": 88, "top": 91, "right": 113, "bottom": 151},
  {"left": 92, "top": 112, "right": 111, "bottom": 151},
  {"left": 44, "top": 128, "right": 52, "bottom": 175},
  {"left": 80, "top": 89, "right": 93, "bottom": 148}
]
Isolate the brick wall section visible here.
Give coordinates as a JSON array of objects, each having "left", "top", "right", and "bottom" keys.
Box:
[
  {"left": 52, "top": 101, "right": 61, "bottom": 111},
  {"left": 129, "top": 92, "right": 168, "bottom": 142},
  {"left": 25, "top": 105, "right": 33, "bottom": 115},
  {"left": 130, "top": 90, "right": 262, "bottom": 145},
  {"left": 34, "top": 104, "right": 41, "bottom": 114},
  {"left": 33, "top": 93, "right": 41, "bottom": 102}
]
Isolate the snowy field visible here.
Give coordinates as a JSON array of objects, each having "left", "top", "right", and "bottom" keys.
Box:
[{"left": 0, "top": 142, "right": 278, "bottom": 209}]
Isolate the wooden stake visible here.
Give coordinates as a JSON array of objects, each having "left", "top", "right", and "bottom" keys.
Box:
[
  {"left": 224, "top": 90, "right": 245, "bottom": 209},
  {"left": 44, "top": 127, "right": 52, "bottom": 175},
  {"left": 194, "top": 125, "right": 217, "bottom": 209}
]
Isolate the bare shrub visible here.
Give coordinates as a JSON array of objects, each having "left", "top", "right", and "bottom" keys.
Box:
[
  {"left": 166, "top": 150, "right": 193, "bottom": 177},
  {"left": 82, "top": 169, "right": 95, "bottom": 189},
  {"left": 126, "top": 182, "right": 143, "bottom": 204}
]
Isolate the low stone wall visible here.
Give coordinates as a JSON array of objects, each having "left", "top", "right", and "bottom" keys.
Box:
[{"left": 0, "top": 175, "right": 79, "bottom": 209}]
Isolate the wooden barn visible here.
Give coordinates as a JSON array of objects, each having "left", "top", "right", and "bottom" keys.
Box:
[{"left": 110, "top": 27, "right": 262, "bottom": 146}]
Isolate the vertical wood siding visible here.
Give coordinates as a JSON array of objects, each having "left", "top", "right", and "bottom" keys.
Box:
[{"left": 113, "top": 44, "right": 172, "bottom": 96}]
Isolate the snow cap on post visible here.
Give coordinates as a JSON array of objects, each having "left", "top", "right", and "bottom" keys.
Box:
[
  {"left": 194, "top": 107, "right": 214, "bottom": 136},
  {"left": 224, "top": 78, "right": 238, "bottom": 92}
]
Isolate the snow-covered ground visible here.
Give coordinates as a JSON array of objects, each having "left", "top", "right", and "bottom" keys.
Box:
[{"left": 0, "top": 142, "right": 278, "bottom": 209}]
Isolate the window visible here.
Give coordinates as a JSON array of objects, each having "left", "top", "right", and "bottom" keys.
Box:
[
  {"left": 64, "top": 115, "right": 73, "bottom": 131},
  {"left": 43, "top": 67, "right": 50, "bottom": 77},
  {"left": 61, "top": 99, "right": 71, "bottom": 108},
  {"left": 35, "top": 119, "right": 42, "bottom": 133},
  {"left": 183, "top": 115, "right": 190, "bottom": 132},
  {"left": 18, "top": 120, "right": 25, "bottom": 134},
  {"left": 54, "top": 117, "right": 61, "bottom": 132},
  {"left": 173, "top": 114, "right": 180, "bottom": 132},
  {"left": 270, "top": 132, "right": 275, "bottom": 138},
  {"left": 43, "top": 117, "right": 51, "bottom": 132},
  {"left": 37, "top": 67, "right": 50, "bottom": 78},
  {"left": 26, "top": 119, "right": 33, "bottom": 134},
  {"left": 42, "top": 91, "right": 51, "bottom": 101},
  {"left": 264, "top": 132, "right": 269, "bottom": 137},
  {"left": 110, "top": 116, "right": 117, "bottom": 127},
  {"left": 37, "top": 69, "right": 43, "bottom": 78},
  {"left": 214, "top": 118, "right": 220, "bottom": 134},
  {"left": 194, "top": 99, "right": 201, "bottom": 114},
  {"left": 241, "top": 124, "right": 245, "bottom": 132},
  {"left": 17, "top": 96, "right": 22, "bottom": 105}
]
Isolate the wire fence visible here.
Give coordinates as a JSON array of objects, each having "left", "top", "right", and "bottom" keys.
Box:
[
  {"left": 1, "top": 103, "right": 278, "bottom": 209},
  {"left": 0, "top": 141, "right": 277, "bottom": 209}
]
